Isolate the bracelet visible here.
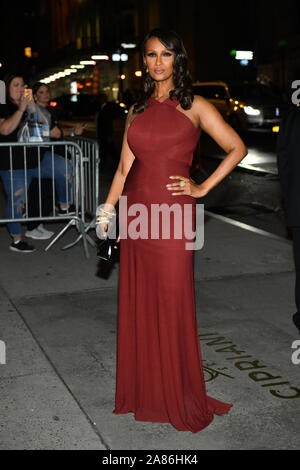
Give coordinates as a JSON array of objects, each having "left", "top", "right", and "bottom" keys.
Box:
[
  {"left": 96, "top": 217, "right": 111, "bottom": 225},
  {"left": 98, "top": 208, "right": 116, "bottom": 218}
]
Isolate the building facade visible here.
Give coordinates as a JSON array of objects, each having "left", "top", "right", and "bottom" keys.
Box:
[{"left": 1, "top": 0, "right": 299, "bottom": 99}]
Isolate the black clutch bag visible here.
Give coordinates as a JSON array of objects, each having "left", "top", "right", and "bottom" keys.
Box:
[
  {"left": 96, "top": 215, "right": 119, "bottom": 262},
  {"left": 96, "top": 237, "right": 118, "bottom": 261}
]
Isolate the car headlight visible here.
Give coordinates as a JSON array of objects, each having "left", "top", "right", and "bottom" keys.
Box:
[{"left": 244, "top": 106, "right": 261, "bottom": 116}]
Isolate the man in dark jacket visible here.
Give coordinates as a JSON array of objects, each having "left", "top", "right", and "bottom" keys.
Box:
[
  {"left": 277, "top": 105, "right": 300, "bottom": 333},
  {"left": 96, "top": 93, "right": 118, "bottom": 170}
]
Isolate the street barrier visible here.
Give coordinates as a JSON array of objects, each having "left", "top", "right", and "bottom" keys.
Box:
[
  {"left": 0, "top": 138, "right": 100, "bottom": 257},
  {"left": 59, "top": 136, "right": 100, "bottom": 253}
]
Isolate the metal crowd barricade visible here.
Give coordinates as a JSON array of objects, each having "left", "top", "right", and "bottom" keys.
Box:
[
  {"left": 0, "top": 140, "right": 92, "bottom": 257},
  {"left": 60, "top": 136, "right": 100, "bottom": 253}
]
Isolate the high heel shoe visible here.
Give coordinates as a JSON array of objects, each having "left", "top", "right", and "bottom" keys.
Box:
[{"left": 292, "top": 312, "right": 300, "bottom": 334}]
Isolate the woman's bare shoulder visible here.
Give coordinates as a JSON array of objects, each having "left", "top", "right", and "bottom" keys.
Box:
[
  {"left": 192, "top": 94, "right": 221, "bottom": 119},
  {"left": 192, "top": 94, "right": 215, "bottom": 110}
]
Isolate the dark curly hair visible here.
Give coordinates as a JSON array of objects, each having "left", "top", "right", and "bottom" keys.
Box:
[
  {"left": 32, "top": 81, "right": 50, "bottom": 98},
  {"left": 133, "top": 28, "right": 194, "bottom": 114},
  {"left": 4, "top": 74, "right": 24, "bottom": 104}
]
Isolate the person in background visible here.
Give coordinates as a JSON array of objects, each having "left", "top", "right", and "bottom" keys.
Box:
[
  {"left": 277, "top": 104, "right": 300, "bottom": 334},
  {"left": 0, "top": 74, "right": 52, "bottom": 252},
  {"left": 33, "top": 82, "right": 84, "bottom": 140},
  {"left": 25, "top": 82, "right": 85, "bottom": 239},
  {"left": 30, "top": 82, "right": 84, "bottom": 218},
  {"left": 96, "top": 93, "right": 118, "bottom": 170}
]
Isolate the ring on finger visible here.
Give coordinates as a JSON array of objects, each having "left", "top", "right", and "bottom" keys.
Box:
[{"left": 180, "top": 180, "right": 186, "bottom": 187}]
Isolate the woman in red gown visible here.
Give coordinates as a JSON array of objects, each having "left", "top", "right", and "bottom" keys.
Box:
[{"left": 98, "top": 28, "right": 247, "bottom": 433}]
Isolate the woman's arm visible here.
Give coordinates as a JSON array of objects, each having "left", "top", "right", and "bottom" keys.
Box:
[
  {"left": 168, "top": 96, "right": 248, "bottom": 198},
  {"left": 196, "top": 97, "right": 247, "bottom": 194},
  {"left": 50, "top": 125, "right": 74, "bottom": 138},
  {"left": 0, "top": 96, "right": 31, "bottom": 136},
  {"left": 0, "top": 109, "right": 25, "bottom": 136},
  {"left": 102, "top": 105, "right": 136, "bottom": 212},
  {"left": 60, "top": 123, "right": 84, "bottom": 136},
  {"left": 50, "top": 124, "right": 83, "bottom": 138}
]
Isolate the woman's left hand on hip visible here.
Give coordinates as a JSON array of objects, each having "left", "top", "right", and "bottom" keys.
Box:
[{"left": 166, "top": 176, "right": 208, "bottom": 198}]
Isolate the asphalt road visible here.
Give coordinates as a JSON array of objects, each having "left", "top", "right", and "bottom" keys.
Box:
[{"left": 197, "top": 131, "right": 287, "bottom": 239}]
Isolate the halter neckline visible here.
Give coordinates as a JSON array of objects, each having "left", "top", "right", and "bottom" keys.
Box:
[{"left": 148, "top": 96, "right": 179, "bottom": 107}]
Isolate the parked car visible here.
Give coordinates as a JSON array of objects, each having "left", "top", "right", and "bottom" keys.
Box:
[{"left": 192, "top": 81, "right": 287, "bottom": 133}]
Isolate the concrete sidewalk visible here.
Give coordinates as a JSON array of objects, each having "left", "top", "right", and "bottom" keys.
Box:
[{"left": 0, "top": 212, "right": 299, "bottom": 450}]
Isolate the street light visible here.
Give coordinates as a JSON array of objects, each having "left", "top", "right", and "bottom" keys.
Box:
[
  {"left": 80, "top": 60, "right": 96, "bottom": 65},
  {"left": 230, "top": 50, "right": 254, "bottom": 67},
  {"left": 91, "top": 55, "right": 109, "bottom": 61},
  {"left": 235, "top": 51, "right": 254, "bottom": 61},
  {"left": 121, "top": 43, "right": 136, "bottom": 49}
]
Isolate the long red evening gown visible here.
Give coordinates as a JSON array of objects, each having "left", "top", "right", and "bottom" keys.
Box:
[{"left": 113, "top": 96, "right": 232, "bottom": 433}]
